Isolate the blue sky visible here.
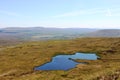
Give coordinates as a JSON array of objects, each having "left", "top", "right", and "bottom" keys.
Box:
[{"left": 0, "top": 0, "right": 120, "bottom": 29}]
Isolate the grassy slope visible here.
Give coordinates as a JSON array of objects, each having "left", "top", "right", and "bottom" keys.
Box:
[{"left": 0, "top": 38, "right": 120, "bottom": 80}]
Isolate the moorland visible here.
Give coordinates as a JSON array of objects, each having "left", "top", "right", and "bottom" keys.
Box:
[{"left": 0, "top": 38, "right": 120, "bottom": 80}]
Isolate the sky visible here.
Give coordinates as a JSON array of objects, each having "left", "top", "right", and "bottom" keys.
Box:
[{"left": 0, "top": 0, "right": 120, "bottom": 29}]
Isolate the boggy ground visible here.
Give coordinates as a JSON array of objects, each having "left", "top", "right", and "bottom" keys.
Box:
[{"left": 0, "top": 38, "right": 120, "bottom": 80}]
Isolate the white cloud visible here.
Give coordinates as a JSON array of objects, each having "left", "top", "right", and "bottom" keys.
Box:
[
  {"left": 53, "top": 11, "right": 83, "bottom": 18},
  {"left": 106, "top": 8, "right": 120, "bottom": 17},
  {"left": 52, "top": 8, "right": 120, "bottom": 18},
  {"left": 0, "top": 10, "right": 30, "bottom": 18},
  {"left": 106, "top": 8, "right": 112, "bottom": 16}
]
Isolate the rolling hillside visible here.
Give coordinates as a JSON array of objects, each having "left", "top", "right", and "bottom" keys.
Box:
[
  {"left": 0, "top": 27, "right": 97, "bottom": 40},
  {"left": 84, "top": 29, "right": 120, "bottom": 37},
  {"left": 0, "top": 27, "right": 120, "bottom": 42}
]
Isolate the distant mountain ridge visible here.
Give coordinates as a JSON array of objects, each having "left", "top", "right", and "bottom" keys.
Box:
[
  {"left": 0, "top": 27, "right": 120, "bottom": 41},
  {"left": 0, "top": 27, "right": 97, "bottom": 40},
  {"left": 0, "top": 27, "right": 97, "bottom": 33}
]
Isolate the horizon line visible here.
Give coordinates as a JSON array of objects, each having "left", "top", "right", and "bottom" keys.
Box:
[{"left": 0, "top": 26, "right": 120, "bottom": 29}]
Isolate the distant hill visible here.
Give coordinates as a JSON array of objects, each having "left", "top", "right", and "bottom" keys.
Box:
[
  {"left": 84, "top": 29, "right": 120, "bottom": 37},
  {"left": 0, "top": 27, "right": 97, "bottom": 40},
  {"left": 0, "top": 27, "right": 119, "bottom": 41}
]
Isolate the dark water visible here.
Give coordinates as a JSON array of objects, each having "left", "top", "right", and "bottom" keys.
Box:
[{"left": 34, "top": 53, "right": 99, "bottom": 70}]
